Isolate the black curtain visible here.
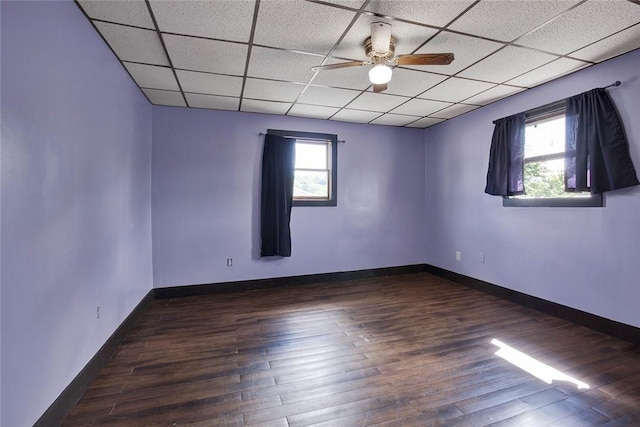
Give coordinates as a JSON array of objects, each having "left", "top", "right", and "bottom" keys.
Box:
[
  {"left": 260, "top": 134, "right": 296, "bottom": 257},
  {"left": 485, "top": 113, "right": 526, "bottom": 196},
  {"left": 565, "top": 88, "right": 639, "bottom": 193}
]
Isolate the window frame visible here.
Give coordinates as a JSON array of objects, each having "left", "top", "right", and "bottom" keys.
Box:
[
  {"left": 267, "top": 129, "right": 337, "bottom": 207},
  {"left": 502, "top": 101, "right": 603, "bottom": 208}
]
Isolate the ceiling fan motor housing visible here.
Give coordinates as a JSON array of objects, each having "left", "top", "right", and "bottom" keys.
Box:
[
  {"left": 366, "top": 21, "right": 395, "bottom": 59},
  {"left": 364, "top": 36, "right": 396, "bottom": 60}
]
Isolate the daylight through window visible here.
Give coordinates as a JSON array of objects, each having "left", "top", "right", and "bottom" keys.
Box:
[
  {"left": 521, "top": 113, "right": 589, "bottom": 199},
  {"left": 294, "top": 140, "right": 331, "bottom": 200},
  {"left": 504, "top": 103, "right": 602, "bottom": 207},
  {"left": 266, "top": 129, "right": 338, "bottom": 207}
]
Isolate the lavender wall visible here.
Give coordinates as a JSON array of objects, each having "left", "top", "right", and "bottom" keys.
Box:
[
  {"left": 3, "top": 2, "right": 636, "bottom": 424},
  {"left": 424, "top": 49, "right": 640, "bottom": 328},
  {"left": 0, "top": 2, "right": 3, "bottom": 421},
  {"left": 1, "top": 2, "right": 153, "bottom": 426},
  {"left": 152, "top": 107, "right": 425, "bottom": 287}
]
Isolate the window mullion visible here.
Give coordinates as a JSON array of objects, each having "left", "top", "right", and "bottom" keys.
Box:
[
  {"left": 295, "top": 168, "right": 329, "bottom": 173},
  {"left": 524, "top": 152, "right": 570, "bottom": 164}
]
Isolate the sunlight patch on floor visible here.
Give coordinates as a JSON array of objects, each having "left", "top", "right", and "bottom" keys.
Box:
[{"left": 491, "top": 338, "right": 589, "bottom": 389}]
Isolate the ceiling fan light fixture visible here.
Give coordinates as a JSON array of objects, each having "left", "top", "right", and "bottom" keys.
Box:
[{"left": 369, "top": 64, "right": 392, "bottom": 85}]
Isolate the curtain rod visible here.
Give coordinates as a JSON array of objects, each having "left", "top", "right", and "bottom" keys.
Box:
[
  {"left": 259, "top": 132, "right": 345, "bottom": 143},
  {"left": 601, "top": 80, "right": 622, "bottom": 89},
  {"left": 492, "top": 80, "right": 622, "bottom": 124}
]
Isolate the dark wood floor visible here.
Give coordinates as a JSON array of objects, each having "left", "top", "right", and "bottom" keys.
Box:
[{"left": 63, "top": 273, "right": 640, "bottom": 426}]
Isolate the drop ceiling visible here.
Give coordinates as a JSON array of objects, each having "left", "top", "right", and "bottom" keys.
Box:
[{"left": 76, "top": 0, "right": 640, "bottom": 128}]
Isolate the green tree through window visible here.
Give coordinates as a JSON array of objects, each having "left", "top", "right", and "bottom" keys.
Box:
[
  {"left": 523, "top": 162, "right": 565, "bottom": 198},
  {"left": 504, "top": 104, "right": 601, "bottom": 207}
]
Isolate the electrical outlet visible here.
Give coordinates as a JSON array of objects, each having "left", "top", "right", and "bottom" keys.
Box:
[
  {"left": 97, "top": 305, "right": 100, "bottom": 319},
  {"left": 455, "top": 251, "right": 461, "bottom": 261},
  {"left": 226, "top": 258, "right": 233, "bottom": 267},
  {"left": 480, "top": 253, "right": 485, "bottom": 263}
]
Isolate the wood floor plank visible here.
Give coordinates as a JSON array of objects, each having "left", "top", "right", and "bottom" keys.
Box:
[{"left": 63, "top": 273, "right": 640, "bottom": 426}]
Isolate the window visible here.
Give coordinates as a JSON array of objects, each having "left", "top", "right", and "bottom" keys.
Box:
[
  {"left": 488, "top": 86, "right": 637, "bottom": 203},
  {"left": 294, "top": 140, "right": 330, "bottom": 200},
  {"left": 267, "top": 129, "right": 337, "bottom": 207},
  {"left": 503, "top": 102, "right": 602, "bottom": 207}
]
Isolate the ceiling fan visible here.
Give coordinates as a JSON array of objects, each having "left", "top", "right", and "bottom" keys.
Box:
[{"left": 311, "top": 22, "right": 454, "bottom": 93}]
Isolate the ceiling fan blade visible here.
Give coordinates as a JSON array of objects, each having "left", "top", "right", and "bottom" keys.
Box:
[
  {"left": 373, "top": 83, "right": 387, "bottom": 93},
  {"left": 395, "top": 53, "right": 454, "bottom": 66},
  {"left": 311, "top": 61, "right": 369, "bottom": 72}
]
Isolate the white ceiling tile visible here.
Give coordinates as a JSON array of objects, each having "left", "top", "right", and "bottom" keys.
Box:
[
  {"left": 149, "top": 0, "right": 254, "bottom": 43},
  {"left": 330, "top": 109, "right": 381, "bottom": 123},
  {"left": 462, "top": 84, "right": 525, "bottom": 105},
  {"left": 311, "top": 61, "right": 372, "bottom": 90},
  {"left": 79, "top": 0, "right": 640, "bottom": 126},
  {"left": 365, "top": 0, "right": 476, "bottom": 27},
  {"left": 123, "top": 62, "right": 179, "bottom": 91},
  {"left": 369, "top": 113, "right": 420, "bottom": 127},
  {"left": 243, "top": 79, "right": 306, "bottom": 102},
  {"left": 411, "top": 31, "right": 504, "bottom": 75},
  {"left": 298, "top": 86, "right": 361, "bottom": 108},
  {"left": 163, "top": 34, "right": 247, "bottom": 75},
  {"left": 405, "top": 117, "right": 445, "bottom": 128},
  {"left": 78, "top": 0, "right": 154, "bottom": 29},
  {"left": 248, "top": 46, "right": 321, "bottom": 83},
  {"left": 185, "top": 93, "right": 239, "bottom": 111},
  {"left": 430, "top": 103, "right": 479, "bottom": 119},
  {"left": 253, "top": 0, "right": 356, "bottom": 55},
  {"left": 516, "top": 0, "right": 640, "bottom": 55},
  {"left": 176, "top": 70, "right": 243, "bottom": 97},
  {"left": 143, "top": 89, "right": 186, "bottom": 107},
  {"left": 419, "top": 77, "right": 495, "bottom": 103},
  {"left": 346, "top": 92, "right": 410, "bottom": 112},
  {"left": 94, "top": 21, "right": 169, "bottom": 65},
  {"left": 383, "top": 68, "right": 448, "bottom": 97},
  {"left": 331, "top": 15, "right": 438, "bottom": 61},
  {"left": 390, "top": 98, "right": 452, "bottom": 116},
  {"left": 572, "top": 23, "right": 640, "bottom": 63},
  {"left": 449, "top": 1, "right": 580, "bottom": 42},
  {"left": 457, "top": 46, "right": 558, "bottom": 83},
  {"left": 288, "top": 104, "right": 340, "bottom": 120},
  {"left": 241, "top": 99, "right": 292, "bottom": 115},
  {"left": 505, "top": 58, "right": 590, "bottom": 88}
]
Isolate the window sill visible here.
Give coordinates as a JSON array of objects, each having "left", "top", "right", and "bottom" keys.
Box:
[
  {"left": 503, "top": 194, "right": 603, "bottom": 207},
  {"left": 293, "top": 199, "right": 337, "bottom": 207}
]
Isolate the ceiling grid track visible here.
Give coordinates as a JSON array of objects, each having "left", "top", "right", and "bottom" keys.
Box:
[
  {"left": 143, "top": 0, "right": 189, "bottom": 107},
  {"left": 73, "top": 0, "right": 640, "bottom": 128},
  {"left": 238, "top": 0, "right": 263, "bottom": 112}
]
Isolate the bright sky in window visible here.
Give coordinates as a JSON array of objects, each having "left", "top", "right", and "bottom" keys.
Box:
[
  {"left": 295, "top": 142, "right": 327, "bottom": 169},
  {"left": 525, "top": 116, "right": 565, "bottom": 159}
]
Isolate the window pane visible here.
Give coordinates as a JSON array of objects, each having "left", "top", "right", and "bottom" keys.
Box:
[
  {"left": 295, "top": 142, "right": 327, "bottom": 169},
  {"left": 522, "top": 159, "right": 589, "bottom": 198},
  {"left": 525, "top": 116, "right": 565, "bottom": 158},
  {"left": 294, "top": 170, "right": 328, "bottom": 198}
]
